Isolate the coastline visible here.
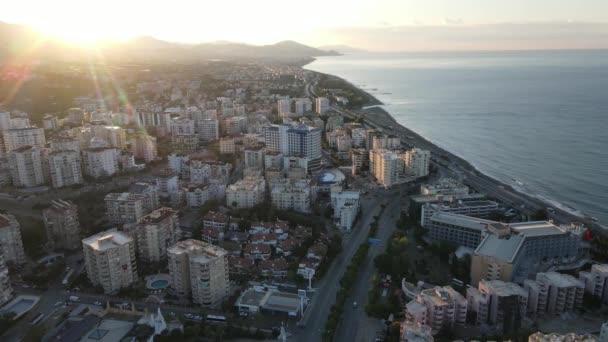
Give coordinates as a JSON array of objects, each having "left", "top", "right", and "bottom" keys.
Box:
[{"left": 303, "top": 64, "right": 606, "bottom": 230}]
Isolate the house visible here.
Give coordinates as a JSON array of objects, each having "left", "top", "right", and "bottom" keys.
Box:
[
  {"left": 243, "top": 243, "right": 271, "bottom": 260},
  {"left": 297, "top": 258, "right": 321, "bottom": 278},
  {"left": 277, "top": 238, "right": 299, "bottom": 257},
  {"left": 249, "top": 222, "right": 273, "bottom": 235},
  {"left": 307, "top": 243, "right": 328, "bottom": 261},
  {"left": 228, "top": 257, "right": 255, "bottom": 277},
  {"left": 250, "top": 233, "right": 278, "bottom": 246},
  {"left": 201, "top": 228, "right": 223, "bottom": 245},
  {"left": 259, "top": 258, "right": 289, "bottom": 279},
  {"left": 203, "top": 211, "right": 228, "bottom": 230},
  {"left": 225, "top": 231, "right": 249, "bottom": 244}
]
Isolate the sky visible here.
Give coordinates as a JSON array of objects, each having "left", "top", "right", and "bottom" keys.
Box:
[{"left": 3, "top": 0, "right": 608, "bottom": 51}]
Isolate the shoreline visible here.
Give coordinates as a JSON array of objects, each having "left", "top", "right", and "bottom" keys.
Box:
[{"left": 303, "top": 63, "right": 606, "bottom": 230}]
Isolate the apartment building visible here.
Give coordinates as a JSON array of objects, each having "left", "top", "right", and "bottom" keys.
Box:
[
  {"left": 130, "top": 133, "right": 158, "bottom": 163},
  {"left": 186, "top": 185, "right": 209, "bottom": 207},
  {"left": 8, "top": 145, "right": 47, "bottom": 187},
  {"left": 330, "top": 186, "right": 360, "bottom": 230},
  {"left": 82, "top": 146, "right": 119, "bottom": 178},
  {"left": 42, "top": 200, "right": 81, "bottom": 250},
  {"left": 0, "top": 254, "right": 13, "bottom": 306},
  {"left": 404, "top": 148, "right": 431, "bottom": 178},
  {"left": 226, "top": 177, "right": 266, "bottom": 209},
  {"left": 474, "top": 280, "right": 528, "bottom": 334},
  {"left": 524, "top": 272, "right": 584, "bottom": 317},
  {"left": 134, "top": 207, "right": 180, "bottom": 263},
  {"left": 370, "top": 149, "right": 405, "bottom": 187},
  {"left": 167, "top": 240, "right": 229, "bottom": 308},
  {"left": 271, "top": 180, "right": 311, "bottom": 212},
  {"left": 0, "top": 213, "right": 26, "bottom": 264},
  {"left": 244, "top": 146, "right": 265, "bottom": 169},
  {"left": 188, "top": 160, "right": 232, "bottom": 185},
  {"left": 129, "top": 182, "right": 159, "bottom": 214},
  {"left": 579, "top": 264, "right": 608, "bottom": 304},
  {"left": 198, "top": 118, "right": 219, "bottom": 142},
  {"left": 82, "top": 229, "right": 138, "bottom": 294},
  {"left": 47, "top": 150, "right": 83, "bottom": 188},
  {"left": 406, "top": 286, "right": 467, "bottom": 334},
  {"left": 105, "top": 192, "right": 147, "bottom": 225},
  {"left": 3, "top": 127, "right": 46, "bottom": 152},
  {"left": 315, "top": 97, "right": 329, "bottom": 114}
]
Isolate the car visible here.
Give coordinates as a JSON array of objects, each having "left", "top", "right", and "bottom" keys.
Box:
[
  {"left": 169, "top": 312, "right": 176, "bottom": 317},
  {"left": 184, "top": 313, "right": 193, "bottom": 319},
  {"left": 193, "top": 315, "right": 202, "bottom": 321},
  {"left": 353, "top": 301, "right": 358, "bottom": 308},
  {"left": 239, "top": 311, "right": 248, "bottom": 317},
  {"left": 93, "top": 301, "right": 103, "bottom": 306},
  {"left": 54, "top": 301, "right": 64, "bottom": 307}
]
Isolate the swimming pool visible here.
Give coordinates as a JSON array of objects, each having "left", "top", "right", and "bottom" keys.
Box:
[{"left": 150, "top": 279, "right": 169, "bottom": 289}]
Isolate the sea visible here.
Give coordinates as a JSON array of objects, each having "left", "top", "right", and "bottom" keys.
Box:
[{"left": 305, "top": 50, "right": 608, "bottom": 223}]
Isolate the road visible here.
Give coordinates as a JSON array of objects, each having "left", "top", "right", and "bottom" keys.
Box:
[
  {"left": 334, "top": 188, "right": 403, "bottom": 342},
  {"left": 292, "top": 191, "right": 395, "bottom": 342}
]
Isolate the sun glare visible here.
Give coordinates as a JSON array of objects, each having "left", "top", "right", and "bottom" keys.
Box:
[{"left": 34, "top": 21, "right": 133, "bottom": 45}]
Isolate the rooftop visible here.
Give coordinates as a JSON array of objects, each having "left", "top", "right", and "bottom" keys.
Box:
[
  {"left": 510, "top": 221, "right": 567, "bottom": 237},
  {"left": 430, "top": 212, "right": 496, "bottom": 231},
  {"left": 474, "top": 232, "right": 526, "bottom": 263},
  {"left": 139, "top": 207, "right": 177, "bottom": 224},
  {"left": 168, "top": 239, "right": 228, "bottom": 262},
  {"left": 480, "top": 279, "right": 527, "bottom": 297},
  {"left": 537, "top": 272, "right": 584, "bottom": 288},
  {"left": 82, "top": 229, "right": 132, "bottom": 251}
]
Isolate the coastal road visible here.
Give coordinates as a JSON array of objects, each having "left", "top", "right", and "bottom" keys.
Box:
[
  {"left": 334, "top": 189, "right": 403, "bottom": 342},
  {"left": 293, "top": 192, "right": 392, "bottom": 342}
]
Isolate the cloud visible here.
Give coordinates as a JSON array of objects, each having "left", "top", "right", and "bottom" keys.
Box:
[{"left": 313, "top": 21, "right": 608, "bottom": 51}]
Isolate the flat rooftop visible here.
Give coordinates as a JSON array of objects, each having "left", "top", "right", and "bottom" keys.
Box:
[
  {"left": 510, "top": 221, "right": 567, "bottom": 237},
  {"left": 537, "top": 272, "right": 583, "bottom": 288},
  {"left": 82, "top": 229, "right": 132, "bottom": 251},
  {"left": 430, "top": 212, "right": 496, "bottom": 231},
  {"left": 481, "top": 279, "right": 527, "bottom": 297},
  {"left": 262, "top": 291, "right": 301, "bottom": 313},
  {"left": 474, "top": 232, "right": 525, "bottom": 263}
]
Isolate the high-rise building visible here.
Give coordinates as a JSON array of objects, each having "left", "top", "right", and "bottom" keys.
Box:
[
  {"left": 406, "top": 286, "right": 467, "bottom": 334},
  {"left": 315, "top": 97, "right": 330, "bottom": 114},
  {"left": 42, "top": 200, "right": 81, "bottom": 250},
  {"left": 42, "top": 114, "right": 59, "bottom": 130},
  {"left": 3, "top": 127, "right": 46, "bottom": 152},
  {"left": 244, "top": 146, "right": 265, "bottom": 169},
  {"left": 294, "top": 98, "right": 312, "bottom": 115},
  {"left": 404, "top": 148, "right": 430, "bottom": 178},
  {"left": 524, "top": 272, "right": 584, "bottom": 317},
  {"left": 167, "top": 239, "right": 229, "bottom": 308},
  {"left": 130, "top": 133, "right": 158, "bottom": 163},
  {"left": 420, "top": 200, "right": 499, "bottom": 228},
  {"left": 579, "top": 264, "right": 608, "bottom": 304},
  {"left": 133, "top": 208, "right": 180, "bottom": 263},
  {"left": 82, "top": 229, "right": 138, "bottom": 294},
  {"left": 82, "top": 147, "right": 119, "bottom": 178},
  {"left": 369, "top": 149, "right": 405, "bottom": 187},
  {"left": 475, "top": 280, "right": 528, "bottom": 335},
  {"left": 105, "top": 193, "right": 147, "bottom": 225},
  {"left": 0, "top": 213, "right": 26, "bottom": 265},
  {"left": 171, "top": 118, "right": 195, "bottom": 136},
  {"left": 271, "top": 179, "right": 311, "bottom": 213},
  {"left": 330, "top": 186, "right": 360, "bottom": 230},
  {"left": 277, "top": 99, "right": 291, "bottom": 117},
  {"left": 47, "top": 150, "right": 83, "bottom": 188},
  {"left": 8, "top": 145, "right": 47, "bottom": 187}
]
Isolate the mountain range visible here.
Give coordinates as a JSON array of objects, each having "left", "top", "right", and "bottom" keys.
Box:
[{"left": 0, "top": 21, "right": 340, "bottom": 64}]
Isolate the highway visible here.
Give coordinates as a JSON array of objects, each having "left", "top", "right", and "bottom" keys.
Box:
[{"left": 293, "top": 191, "right": 393, "bottom": 342}]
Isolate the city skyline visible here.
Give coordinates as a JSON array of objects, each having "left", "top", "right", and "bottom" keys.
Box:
[{"left": 2, "top": 0, "right": 608, "bottom": 51}]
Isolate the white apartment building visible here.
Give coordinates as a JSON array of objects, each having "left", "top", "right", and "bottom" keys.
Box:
[
  {"left": 277, "top": 99, "right": 291, "bottom": 117},
  {"left": 370, "top": 149, "right": 405, "bottom": 187},
  {"left": 223, "top": 116, "right": 247, "bottom": 135},
  {"left": 186, "top": 185, "right": 209, "bottom": 207},
  {"left": 351, "top": 128, "right": 367, "bottom": 147},
  {"left": 244, "top": 146, "right": 265, "bottom": 169},
  {"left": 83, "top": 147, "right": 119, "bottom": 178},
  {"left": 219, "top": 137, "right": 235, "bottom": 154},
  {"left": 188, "top": 160, "right": 232, "bottom": 185},
  {"left": 8, "top": 145, "right": 47, "bottom": 187},
  {"left": 404, "top": 148, "right": 431, "bottom": 178},
  {"left": 47, "top": 150, "right": 83, "bottom": 188},
  {"left": 264, "top": 124, "right": 290, "bottom": 154},
  {"left": 198, "top": 119, "right": 219, "bottom": 142},
  {"left": 130, "top": 133, "right": 158, "bottom": 163},
  {"left": 473, "top": 280, "right": 529, "bottom": 330},
  {"left": 0, "top": 254, "right": 13, "bottom": 306},
  {"left": 42, "top": 114, "right": 59, "bottom": 130},
  {"left": 271, "top": 180, "right": 311, "bottom": 212},
  {"left": 400, "top": 321, "right": 434, "bottom": 342},
  {"left": 294, "top": 98, "right": 312, "bottom": 115},
  {"left": 524, "top": 272, "right": 584, "bottom": 317},
  {"left": 156, "top": 169, "right": 179, "bottom": 198},
  {"left": 226, "top": 176, "right": 266, "bottom": 209},
  {"left": 129, "top": 182, "right": 159, "bottom": 214},
  {"left": 167, "top": 239, "right": 229, "bottom": 308},
  {"left": 3, "top": 127, "right": 46, "bottom": 152},
  {"left": 105, "top": 192, "right": 147, "bottom": 225},
  {"left": 407, "top": 286, "right": 467, "bottom": 334},
  {"left": 171, "top": 118, "right": 195, "bottom": 136},
  {"left": 134, "top": 207, "right": 180, "bottom": 263},
  {"left": 0, "top": 112, "right": 10, "bottom": 131},
  {"left": 82, "top": 229, "right": 138, "bottom": 294},
  {"left": 315, "top": 97, "right": 330, "bottom": 114},
  {"left": 42, "top": 200, "right": 81, "bottom": 250},
  {"left": 579, "top": 264, "right": 608, "bottom": 304},
  {"left": 50, "top": 135, "right": 80, "bottom": 153},
  {"left": 330, "top": 186, "right": 361, "bottom": 230},
  {"left": 0, "top": 213, "right": 26, "bottom": 265}
]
